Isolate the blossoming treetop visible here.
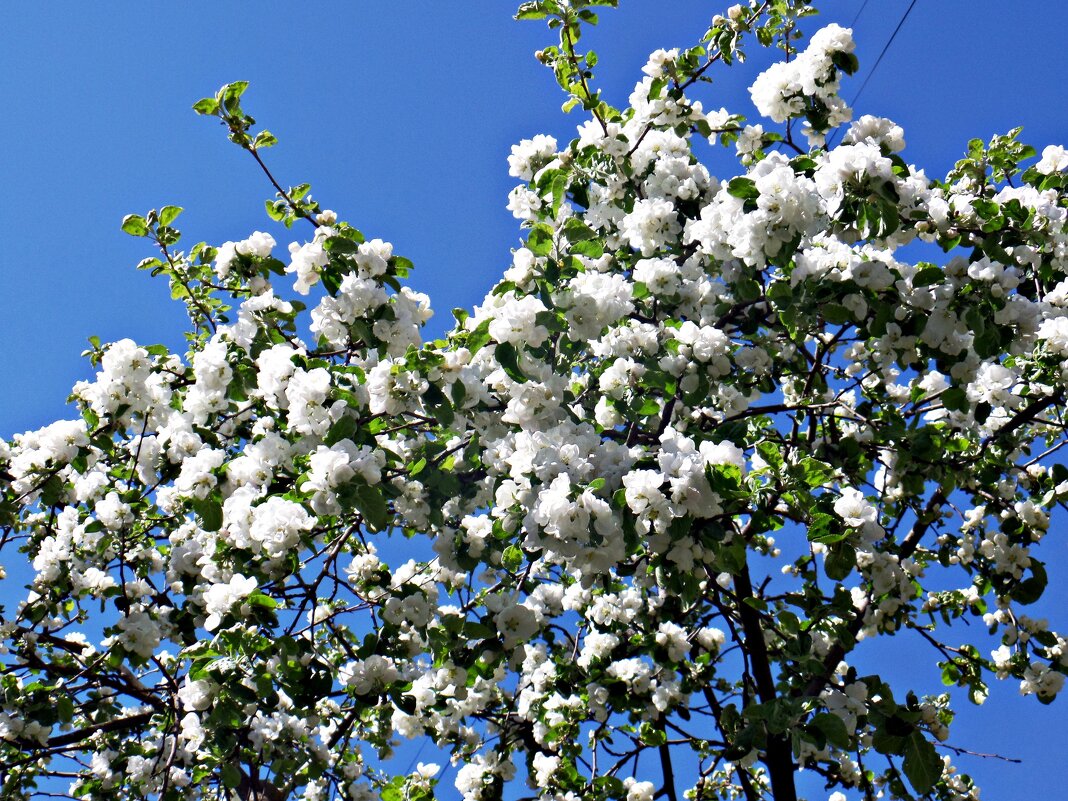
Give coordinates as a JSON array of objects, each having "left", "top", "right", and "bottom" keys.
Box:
[{"left": 2, "top": 1, "right": 1067, "bottom": 799}]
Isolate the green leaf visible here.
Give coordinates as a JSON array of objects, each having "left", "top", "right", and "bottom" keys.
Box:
[
  {"left": 265, "top": 199, "right": 286, "bottom": 221},
  {"left": 766, "top": 280, "right": 793, "bottom": 306},
  {"left": 325, "top": 414, "right": 359, "bottom": 447},
  {"left": 807, "top": 513, "right": 846, "bottom": 544},
  {"left": 726, "top": 177, "right": 759, "bottom": 200},
  {"left": 494, "top": 342, "right": 527, "bottom": 383},
  {"left": 1014, "top": 560, "right": 1048, "bottom": 605},
  {"left": 822, "top": 303, "right": 851, "bottom": 325},
  {"left": 515, "top": 2, "right": 548, "bottom": 20},
  {"left": 550, "top": 171, "right": 568, "bottom": 216},
  {"left": 253, "top": 130, "right": 278, "bottom": 149},
  {"left": 191, "top": 498, "right": 223, "bottom": 532},
  {"left": 121, "top": 214, "right": 148, "bottom": 237},
  {"left": 502, "top": 544, "right": 523, "bottom": 571},
  {"left": 973, "top": 327, "right": 1000, "bottom": 359},
  {"left": 493, "top": 281, "right": 518, "bottom": 297},
  {"left": 831, "top": 51, "right": 860, "bottom": 75},
  {"left": 825, "top": 541, "right": 856, "bottom": 581},
  {"left": 158, "top": 205, "right": 183, "bottom": 227},
  {"left": 563, "top": 217, "right": 597, "bottom": 242},
  {"left": 349, "top": 482, "right": 390, "bottom": 532},
  {"left": 381, "top": 776, "right": 406, "bottom": 801},
  {"left": 192, "top": 97, "right": 220, "bottom": 115},
  {"left": 56, "top": 694, "right": 75, "bottom": 723},
  {"left": 902, "top": 730, "right": 942, "bottom": 793},
  {"left": 422, "top": 382, "right": 455, "bottom": 427},
  {"left": 324, "top": 235, "right": 359, "bottom": 254},
  {"left": 756, "top": 441, "right": 784, "bottom": 470},
  {"left": 220, "top": 80, "right": 249, "bottom": 111},
  {"left": 526, "top": 224, "right": 555, "bottom": 256},
  {"left": 939, "top": 232, "right": 962, "bottom": 252},
  {"left": 462, "top": 621, "right": 495, "bottom": 639},
  {"left": 940, "top": 386, "right": 968, "bottom": 412},
  {"left": 220, "top": 763, "right": 242, "bottom": 789},
  {"left": 389, "top": 686, "right": 417, "bottom": 715},
  {"left": 245, "top": 593, "right": 277, "bottom": 609},
  {"left": 632, "top": 396, "right": 661, "bottom": 417},
  {"left": 640, "top": 722, "right": 667, "bottom": 746},
  {"left": 447, "top": 378, "right": 467, "bottom": 410},
  {"left": 466, "top": 319, "right": 492, "bottom": 353},
  {"left": 682, "top": 370, "right": 710, "bottom": 407},
  {"left": 871, "top": 725, "right": 906, "bottom": 756},
  {"left": 810, "top": 712, "right": 851, "bottom": 749},
  {"left": 799, "top": 458, "right": 833, "bottom": 487},
  {"left": 571, "top": 237, "right": 604, "bottom": 257},
  {"left": 913, "top": 265, "right": 944, "bottom": 287},
  {"left": 735, "top": 277, "right": 761, "bottom": 302},
  {"left": 593, "top": 777, "right": 625, "bottom": 797}
]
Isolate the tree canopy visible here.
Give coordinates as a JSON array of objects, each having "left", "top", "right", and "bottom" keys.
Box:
[{"left": 2, "top": 2, "right": 1068, "bottom": 800}]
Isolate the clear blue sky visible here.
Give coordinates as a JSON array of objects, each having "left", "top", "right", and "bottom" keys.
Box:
[{"left": 1, "top": 2, "right": 1066, "bottom": 798}]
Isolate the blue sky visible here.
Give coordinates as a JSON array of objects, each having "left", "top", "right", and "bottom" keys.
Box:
[{"left": 2, "top": 2, "right": 1067, "bottom": 798}]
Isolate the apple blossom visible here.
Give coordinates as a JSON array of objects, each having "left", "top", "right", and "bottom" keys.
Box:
[{"left": 2, "top": 3, "right": 1068, "bottom": 801}]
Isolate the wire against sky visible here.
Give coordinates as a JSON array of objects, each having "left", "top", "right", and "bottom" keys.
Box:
[
  {"left": 849, "top": 0, "right": 871, "bottom": 28},
  {"left": 849, "top": 0, "right": 919, "bottom": 107},
  {"left": 828, "top": 0, "right": 919, "bottom": 147}
]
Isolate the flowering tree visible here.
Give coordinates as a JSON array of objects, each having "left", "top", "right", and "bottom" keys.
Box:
[{"left": 2, "top": 1, "right": 1068, "bottom": 799}]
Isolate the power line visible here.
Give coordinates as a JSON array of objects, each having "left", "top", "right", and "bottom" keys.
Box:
[
  {"left": 849, "top": 0, "right": 919, "bottom": 108},
  {"left": 828, "top": 0, "right": 918, "bottom": 147},
  {"left": 849, "top": 0, "right": 872, "bottom": 28}
]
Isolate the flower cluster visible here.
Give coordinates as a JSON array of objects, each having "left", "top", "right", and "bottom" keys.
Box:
[{"left": 2, "top": 4, "right": 1068, "bottom": 801}]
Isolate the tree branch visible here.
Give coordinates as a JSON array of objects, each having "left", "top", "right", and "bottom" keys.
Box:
[{"left": 733, "top": 559, "right": 798, "bottom": 801}]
